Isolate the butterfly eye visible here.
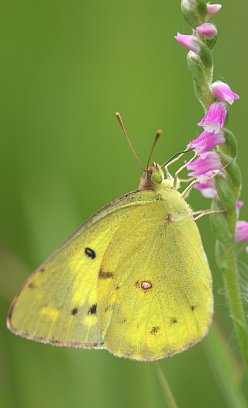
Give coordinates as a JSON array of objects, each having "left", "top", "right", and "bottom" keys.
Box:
[
  {"left": 150, "top": 164, "right": 164, "bottom": 185},
  {"left": 151, "top": 171, "right": 163, "bottom": 185}
]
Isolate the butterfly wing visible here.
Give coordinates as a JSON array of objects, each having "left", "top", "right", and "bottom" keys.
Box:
[
  {"left": 7, "top": 191, "right": 146, "bottom": 348},
  {"left": 97, "top": 190, "right": 213, "bottom": 361}
]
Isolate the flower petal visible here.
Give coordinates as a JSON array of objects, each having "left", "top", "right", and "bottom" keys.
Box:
[
  {"left": 198, "top": 102, "right": 227, "bottom": 133},
  {"left": 211, "top": 81, "right": 240, "bottom": 105}
]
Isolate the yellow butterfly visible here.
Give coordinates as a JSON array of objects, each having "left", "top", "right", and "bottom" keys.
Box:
[{"left": 7, "top": 114, "right": 213, "bottom": 361}]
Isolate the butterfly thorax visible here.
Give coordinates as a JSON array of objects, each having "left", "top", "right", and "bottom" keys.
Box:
[{"left": 138, "top": 162, "right": 173, "bottom": 192}]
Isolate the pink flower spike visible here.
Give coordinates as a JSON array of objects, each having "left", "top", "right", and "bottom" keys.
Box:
[
  {"left": 207, "top": 3, "right": 222, "bottom": 16},
  {"left": 187, "top": 152, "right": 222, "bottom": 176},
  {"left": 235, "top": 221, "right": 248, "bottom": 243},
  {"left": 196, "top": 23, "right": 217, "bottom": 40},
  {"left": 211, "top": 81, "right": 240, "bottom": 105},
  {"left": 175, "top": 33, "right": 203, "bottom": 54},
  {"left": 189, "top": 130, "right": 225, "bottom": 154},
  {"left": 198, "top": 102, "right": 227, "bottom": 133},
  {"left": 236, "top": 200, "right": 244, "bottom": 210}
]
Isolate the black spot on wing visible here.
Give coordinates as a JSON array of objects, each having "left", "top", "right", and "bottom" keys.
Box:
[
  {"left": 191, "top": 305, "right": 196, "bottom": 311},
  {"left": 88, "top": 304, "right": 97, "bottom": 315},
  {"left": 151, "top": 326, "right": 160, "bottom": 335},
  {"left": 171, "top": 318, "right": 177, "bottom": 324},
  {"left": 99, "top": 268, "right": 114, "bottom": 279},
  {"left": 28, "top": 282, "right": 36, "bottom": 289},
  {"left": 71, "top": 307, "right": 79, "bottom": 315},
  {"left": 85, "top": 247, "right": 96, "bottom": 259}
]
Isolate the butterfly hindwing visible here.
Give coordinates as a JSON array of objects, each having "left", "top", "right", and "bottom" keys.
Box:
[
  {"left": 97, "top": 189, "right": 213, "bottom": 361},
  {"left": 7, "top": 192, "right": 148, "bottom": 347}
]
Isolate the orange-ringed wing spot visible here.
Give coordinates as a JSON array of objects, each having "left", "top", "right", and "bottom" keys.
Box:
[
  {"left": 85, "top": 247, "right": 96, "bottom": 259},
  {"left": 150, "top": 326, "right": 160, "bottom": 335},
  {"left": 88, "top": 304, "right": 97, "bottom": 315},
  {"left": 134, "top": 280, "right": 153, "bottom": 290},
  {"left": 141, "top": 281, "right": 152, "bottom": 290},
  {"left": 71, "top": 307, "right": 79, "bottom": 315}
]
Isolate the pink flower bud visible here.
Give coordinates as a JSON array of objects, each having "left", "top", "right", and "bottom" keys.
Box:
[
  {"left": 235, "top": 221, "right": 248, "bottom": 243},
  {"left": 207, "top": 3, "right": 222, "bottom": 16},
  {"left": 236, "top": 200, "right": 244, "bottom": 210},
  {"left": 181, "top": 0, "right": 197, "bottom": 10},
  {"left": 198, "top": 102, "right": 227, "bottom": 133},
  {"left": 211, "top": 81, "right": 240, "bottom": 105},
  {"left": 189, "top": 130, "right": 225, "bottom": 154},
  {"left": 194, "top": 172, "right": 217, "bottom": 198},
  {"left": 188, "top": 50, "right": 201, "bottom": 63},
  {"left": 187, "top": 152, "right": 222, "bottom": 177},
  {"left": 196, "top": 23, "right": 217, "bottom": 40},
  {"left": 175, "top": 33, "right": 203, "bottom": 54}
]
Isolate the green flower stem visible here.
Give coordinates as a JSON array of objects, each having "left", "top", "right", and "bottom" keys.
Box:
[
  {"left": 155, "top": 363, "right": 178, "bottom": 408},
  {"left": 222, "top": 241, "right": 248, "bottom": 371},
  {"left": 222, "top": 206, "right": 248, "bottom": 369},
  {"left": 204, "top": 323, "right": 247, "bottom": 408}
]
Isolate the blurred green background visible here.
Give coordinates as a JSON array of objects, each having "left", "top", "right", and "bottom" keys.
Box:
[{"left": 1, "top": 0, "right": 248, "bottom": 407}]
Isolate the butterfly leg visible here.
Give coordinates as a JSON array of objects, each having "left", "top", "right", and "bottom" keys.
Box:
[
  {"left": 178, "top": 177, "right": 196, "bottom": 183},
  {"left": 192, "top": 209, "right": 225, "bottom": 221},
  {"left": 164, "top": 167, "right": 174, "bottom": 181},
  {"left": 181, "top": 174, "right": 215, "bottom": 198},
  {"left": 173, "top": 154, "right": 197, "bottom": 189}
]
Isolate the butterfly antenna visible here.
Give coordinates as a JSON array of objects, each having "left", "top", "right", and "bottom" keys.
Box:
[
  {"left": 146, "top": 129, "right": 162, "bottom": 170},
  {"left": 161, "top": 148, "right": 195, "bottom": 168},
  {"left": 116, "top": 112, "right": 144, "bottom": 171}
]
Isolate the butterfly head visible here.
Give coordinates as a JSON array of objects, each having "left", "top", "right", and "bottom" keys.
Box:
[{"left": 139, "top": 162, "right": 173, "bottom": 191}]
